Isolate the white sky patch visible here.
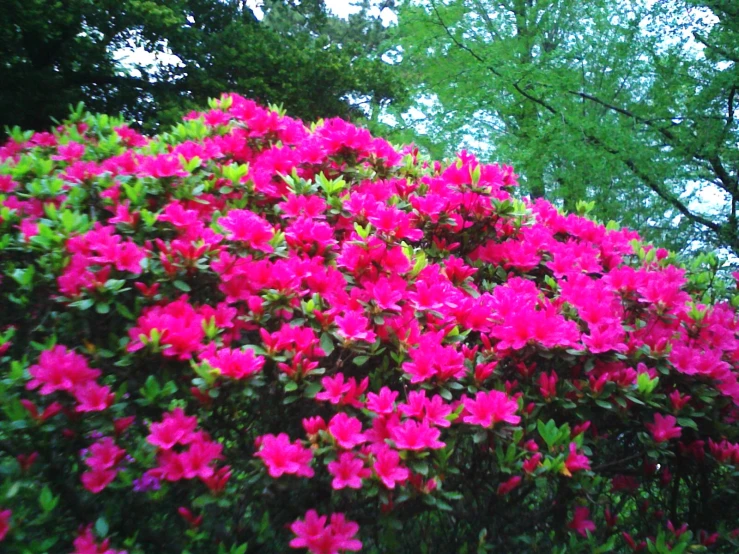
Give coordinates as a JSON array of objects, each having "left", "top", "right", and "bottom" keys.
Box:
[{"left": 247, "top": 0, "right": 396, "bottom": 24}]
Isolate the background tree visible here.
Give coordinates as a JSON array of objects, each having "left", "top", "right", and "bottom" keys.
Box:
[
  {"left": 393, "top": 0, "right": 739, "bottom": 255},
  {"left": 0, "top": 0, "right": 406, "bottom": 133}
]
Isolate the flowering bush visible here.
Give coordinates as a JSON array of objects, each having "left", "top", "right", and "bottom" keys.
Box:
[{"left": 1, "top": 94, "right": 738, "bottom": 553}]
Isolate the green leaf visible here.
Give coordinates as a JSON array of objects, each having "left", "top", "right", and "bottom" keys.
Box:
[
  {"left": 173, "top": 280, "right": 191, "bottom": 292},
  {"left": 320, "top": 332, "right": 335, "bottom": 356},
  {"left": 95, "top": 517, "right": 109, "bottom": 537},
  {"left": 304, "top": 381, "right": 322, "bottom": 399},
  {"left": 677, "top": 417, "right": 698, "bottom": 431}
]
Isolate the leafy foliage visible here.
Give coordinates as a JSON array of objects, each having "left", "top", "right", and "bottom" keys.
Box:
[
  {"left": 393, "top": 0, "right": 739, "bottom": 255},
  {"left": 0, "top": 0, "right": 405, "bottom": 133},
  {"left": 0, "top": 95, "right": 738, "bottom": 553}
]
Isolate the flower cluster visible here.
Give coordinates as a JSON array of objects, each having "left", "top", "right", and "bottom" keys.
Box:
[{"left": 0, "top": 95, "right": 737, "bottom": 553}]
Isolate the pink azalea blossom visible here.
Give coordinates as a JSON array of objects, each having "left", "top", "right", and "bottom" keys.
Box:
[
  {"left": 218, "top": 209, "right": 274, "bottom": 252},
  {"left": 72, "top": 525, "right": 127, "bottom": 554},
  {"left": 255, "top": 433, "right": 314, "bottom": 478},
  {"left": 200, "top": 346, "right": 264, "bottom": 380},
  {"left": 84, "top": 438, "right": 126, "bottom": 471},
  {"left": 366, "top": 387, "right": 399, "bottom": 415},
  {"left": 81, "top": 467, "right": 118, "bottom": 494},
  {"left": 289, "top": 510, "right": 362, "bottom": 554},
  {"left": 646, "top": 414, "right": 682, "bottom": 443},
  {"left": 564, "top": 443, "right": 591, "bottom": 475},
  {"left": 462, "top": 390, "right": 520, "bottom": 428},
  {"left": 335, "top": 311, "right": 376, "bottom": 344},
  {"left": 390, "top": 419, "right": 445, "bottom": 451},
  {"left": 73, "top": 382, "right": 114, "bottom": 412},
  {"left": 328, "top": 413, "right": 367, "bottom": 449},
  {"left": 372, "top": 446, "right": 409, "bottom": 489},
  {"left": 327, "top": 452, "right": 370, "bottom": 489},
  {"left": 147, "top": 408, "right": 199, "bottom": 450},
  {"left": 0, "top": 509, "right": 11, "bottom": 542},
  {"left": 27, "top": 346, "right": 101, "bottom": 395},
  {"left": 568, "top": 506, "right": 596, "bottom": 537}
]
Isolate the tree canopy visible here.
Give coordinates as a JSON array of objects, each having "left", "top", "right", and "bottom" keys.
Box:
[
  {"left": 393, "top": 0, "right": 739, "bottom": 256},
  {"left": 0, "top": 0, "right": 406, "bottom": 133}
]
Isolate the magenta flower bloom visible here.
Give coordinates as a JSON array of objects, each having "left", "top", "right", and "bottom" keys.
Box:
[
  {"left": 84, "top": 437, "right": 126, "bottom": 471},
  {"left": 27, "top": 346, "right": 101, "bottom": 396},
  {"left": 200, "top": 346, "right": 264, "bottom": 380},
  {"left": 316, "top": 373, "right": 352, "bottom": 405},
  {"left": 366, "top": 387, "right": 399, "bottom": 415},
  {"left": 646, "top": 413, "right": 682, "bottom": 443},
  {"left": 328, "top": 413, "right": 367, "bottom": 450},
  {"left": 372, "top": 446, "right": 409, "bottom": 489},
  {"left": 564, "top": 443, "right": 591, "bottom": 475},
  {"left": 73, "top": 382, "right": 114, "bottom": 413},
  {"left": 335, "top": 311, "right": 377, "bottom": 344},
  {"left": 81, "top": 467, "right": 118, "bottom": 493},
  {"left": 218, "top": 209, "right": 274, "bottom": 252},
  {"left": 390, "top": 419, "right": 445, "bottom": 451},
  {"left": 289, "top": 510, "right": 362, "bottom": 553},
  {"left": 0, "top": 509, "right": 11, "bottom": 542},
  {"left": 255, "top": 433, "right": 314, "bottom": 478},
  {"left": 568, "top": 506, "right": 596, "bottom": 537},
  {"left": 462, "top": 390, "right": 520, "bottom": 428},
  {"left": 327, "top": 452, "right": 370, "bottom": 490},
  {"left": 147, "top": 408, "right": 199, "bottom": 450}
]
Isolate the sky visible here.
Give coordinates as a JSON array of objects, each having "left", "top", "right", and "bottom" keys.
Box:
[{"left": 247, "top": 0, "right": 397, "bottom": 24}]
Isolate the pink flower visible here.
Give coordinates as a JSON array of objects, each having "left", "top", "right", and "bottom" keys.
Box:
[
  {"left": 462, "top": 390, "right": 520, "bottom": 428},
  {"left": 316, "top": 373, "right": 352, "bottom": 405},
  {"left": 366, "top": 387, "right": 399, "bottom": 415},
  {"left": 646, "top": 414, "right": 682, "bottom": 443},
  {"left": 335, "top": 311, "right": 377, "bottom": 344},
  {"left": 218, "top": 209, "right": 274, "bottom": 252},
  {"left": 52, "top": 141, "right": 86, "bottom": 162},
  {"left": 180, "top": 437, "right": 223, "bottom": 480},
  {"left": 18, "top": 219, "right": 38, "bottom": 242},
  {"left": 0, "top": 175, "right": 18, "bottom": 193},
  {"left": 398, "top": 390, "right": 427, "bottom": 419},
  {"left": 147, "top": 408, "right": 199, "bottom": 450},
  {"left": 328, "top": 413, "right": 367, "bottom": 449},
  {"left": 372, "top": 446, "right": 409, "bottom": 489},
  {"left": 0, "top": 509, "right": 11, "bottom": 542},
  {"left": 201, "top": 347, "right": 264, "bottom": 380},
  {"left": 669, "top": 390, "right": 691, "bottom": 412},
  {"left": 564, "top": 443, "right": 591, "bottom": 476},
  {"left": 84, "top": 437, "right": 126, "bottom": 471},
  {"left": 73, "top": 382, "right": 114, "bottom": 412},
  {"left": 390, "top": 419, "right": 445, "bottom": 451},
  {"left": 568, "top": 506, "right": 596, "bottom": 537},
  {"left": 327, "top": 452, "right": 370, "bottom": 489},
  {"left": 255, "top": 433, "right": 314, "bottom": 478},
  {"left": 303, "top": 416, "right": 327, "bottom": 435},
  {"left": 137, "top": 153, "right": 188, "bottom": 178},
  {"left": 27, "top": 346, "right": 100, "bottom": 395},
  {"left": 289, "top": 510, "right": 362, "bottom": 554},
  {"left": 423, "top": 394, "right": 453, "bottom": 428},
  {"left": 538, "top": 372, "right": 558, "bottom": 399},
  {"left": 363, "top": 276, "right": 405, "bottom": 312},
  {"left": 112, "top": 242, "right": 146, "bottom": 274},
  {"left": 81, "top": 467, "right": 118, "bottom": 493},
  {"left": 127, "top": 299, "right": 205, "bottom": 359},
  {"left": 72, "top": 524, "right": 127, "bottom": 554},
  {"left": 523, "top": 453, "right": 543, "bottom": 474},
  {"left": 497, "top": 475, "right": 522, "bottom": 495}
]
